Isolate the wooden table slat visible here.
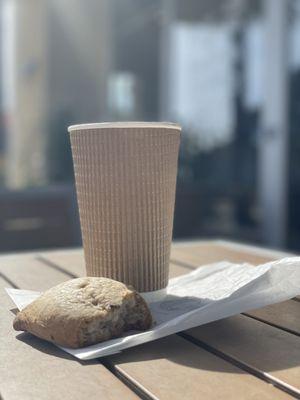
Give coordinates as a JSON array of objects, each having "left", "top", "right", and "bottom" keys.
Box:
[
  {"left": 170, "top": 243, "right": 273, "bottom": 267},
  {"left": 185, "top": 314, "right": 300, "bottom": 395},
  {"left": 0, "top": 256, "right": 71, "bottom": 291},
  {"left": 109, "top": 335, "right": 292, "bottom": 400},
  {"left": 37, "top": 250, "right": 85, "bottom": 277}
]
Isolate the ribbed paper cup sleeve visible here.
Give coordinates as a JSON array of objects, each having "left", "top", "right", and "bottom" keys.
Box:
[{"left": 68, "top": 123, "right": 181, "bottom": 292}]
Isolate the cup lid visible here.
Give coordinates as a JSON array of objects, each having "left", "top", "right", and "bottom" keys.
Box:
[{"left": 68, "top": 121, "right": 181, "bottom": 133}]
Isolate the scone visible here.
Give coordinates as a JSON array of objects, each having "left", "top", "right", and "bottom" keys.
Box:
[{"left": 13, "top": 277, "right": 152, "bottom": 348}]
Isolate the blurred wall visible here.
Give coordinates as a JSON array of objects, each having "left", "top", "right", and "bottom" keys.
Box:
[
  {"left": 2, "top": 0, "right": 48, "bottom": 188},
  {"left": 1, "top": 0, "right": 112, "bottom": 188},
  {"left": 48, "top": 0, "right": 112, "bottom": 123}
]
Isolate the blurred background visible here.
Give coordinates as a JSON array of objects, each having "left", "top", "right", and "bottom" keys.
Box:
[{"left": 0, "top": 0, "right": 299, "bottom": 253}]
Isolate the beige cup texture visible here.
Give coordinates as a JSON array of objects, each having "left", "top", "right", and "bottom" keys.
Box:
[{"left": 68, "top": 123, "right": 181, "bottom": 292}]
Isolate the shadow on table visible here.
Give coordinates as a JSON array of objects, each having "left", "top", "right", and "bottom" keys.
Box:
[
  {"left": 108, "top": 334, "right": 244, "bottom": 374},
  {"left": 15, "top": 332, "right": 97, "bottom": 366},
  {"left": 110, "top": 294, "right": 300, "bottom": 374},
  {"left": 110, "top": 324, "right": 300, "bottom": 374}
]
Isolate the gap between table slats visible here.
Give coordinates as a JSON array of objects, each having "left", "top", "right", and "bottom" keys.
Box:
[
  {"left": 102, "top": 359, "right": 159, "bottom": 400},
  {"left": 181, "top": 314, "right": 300, "bottom": 398},
  {"left": 108, "top": 333, "right": 296, "bottom": 400},
  {"left": 242, "top": 310, "right": 300, "bottom": 337},
  {"left": 0, "top": 271, "right": 18, "bottom": 288},
  {"left": 178, "top": 331, "right": 300, "bottom": 399}
]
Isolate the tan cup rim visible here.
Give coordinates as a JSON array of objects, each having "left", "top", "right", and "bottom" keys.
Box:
[{"left": 68, "top": 121, "right": 181, "bottom": 133}]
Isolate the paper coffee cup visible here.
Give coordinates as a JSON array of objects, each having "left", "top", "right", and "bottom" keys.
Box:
[{"left": 68, "top": 122, "right": 181, "bottom": 292}]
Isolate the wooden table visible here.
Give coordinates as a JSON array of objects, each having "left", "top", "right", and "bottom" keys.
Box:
[{"left": 1, "top": 240, "right": 300, "bottom": 400}]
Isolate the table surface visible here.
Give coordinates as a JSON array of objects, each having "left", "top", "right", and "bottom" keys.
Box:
[{"left": 1, "top": 240, "right": 300, "bottom": 400}]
